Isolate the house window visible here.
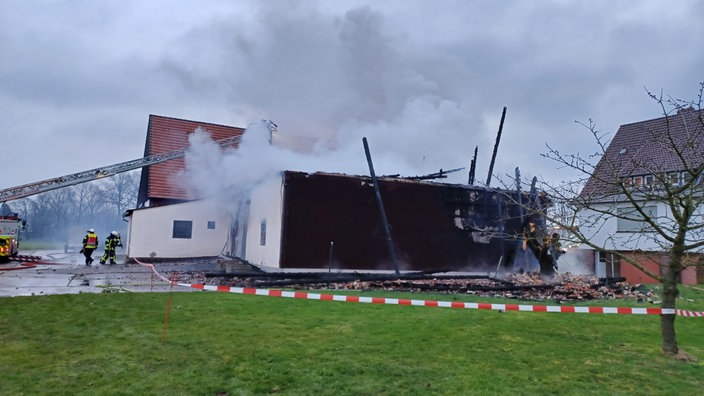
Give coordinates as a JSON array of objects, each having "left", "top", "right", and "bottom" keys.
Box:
[
  {"left": 598, "top": 251, "right": 620, "bottom": 277},
  {"left": 632, "top": 176, "right": 642, "bottom": 186},
  {"left": 173, "top": 220, "right": 193, "bottom": 239},
  {"left": 260, "top": 219, "right": 267, "bottom": 246},
  {"left": 682, "top": 172, "right": 693, "bottom": 186},
  {"left": 207, "top": 221, "right": 216, "bottom": 230},
  {"left": 644, "top": 175, "right": 654, "bottom": 186},
  {"left": 668, "top": 172, "right": 680, "bottom": 185},
  {"left": 616, "top": 206, "right": 656, "bottom": 232}
]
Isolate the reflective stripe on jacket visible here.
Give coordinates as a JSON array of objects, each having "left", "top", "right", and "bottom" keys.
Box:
[
  {"left": 104, "top": 235, "right": 121, "bottom": 250},
  {"left": 84, "top": 233, "right": 98, "bottom": 249}
]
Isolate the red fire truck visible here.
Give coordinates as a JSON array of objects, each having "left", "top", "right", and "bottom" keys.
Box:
[{"left": 0, "top": 214, "right": 23, "bottom": 261}]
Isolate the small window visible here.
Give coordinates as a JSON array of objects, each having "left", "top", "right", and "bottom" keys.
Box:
[
  {"left": 632, "top": 176, "right": 642, "bottom": 186},
  {"left": 260, "top": 219, "right": 267, "bottom": 246},
  {"left": 598, "top": 252, "right": 620, "bottom": 277},
  {"left": 668, "top": 172, "right": 680, "bottom": 185},
  {"left": 207, "top": 221, "right": 216, "bottom": 230},
  {"left": 173, "top": 220, "right": 193, "bottom": 239},
  {"left": 682, "top": 172, "right": 693, "bottom": 185},
  {"left": 644, "top": 175, "right": 654, "bottom": 185}
]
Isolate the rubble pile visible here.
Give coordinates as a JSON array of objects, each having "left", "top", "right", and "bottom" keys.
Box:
[{"left": 213, "top": 272, "right": 657, "bottom": 303}]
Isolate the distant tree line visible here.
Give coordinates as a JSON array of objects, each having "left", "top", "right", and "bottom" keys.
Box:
[{"left": 8, "top": 171, "right": 140, "bottom": 243}]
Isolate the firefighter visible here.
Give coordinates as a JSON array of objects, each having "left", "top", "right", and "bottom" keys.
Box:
[
  {"left": 81, "top": 228, "right": 98, "bottom": 265},
  {"left": 100, "top": 231, "right": 123, "bottom": 265}
]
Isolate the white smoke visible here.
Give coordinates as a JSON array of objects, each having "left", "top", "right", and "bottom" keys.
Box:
[
  {"left": 172, "top": 3, "right": 497, "bottom": 201},
  {"left": 180, "top": 94, "right": 480, "bottom": 205}
]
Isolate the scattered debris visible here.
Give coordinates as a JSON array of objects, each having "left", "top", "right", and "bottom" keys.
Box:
[{"left": 207, "top": 271, "right": 657, "bottom": 303}]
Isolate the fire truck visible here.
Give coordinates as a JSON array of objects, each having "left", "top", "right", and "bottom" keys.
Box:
[{"left": 0, "top": 214, "right": 23, "bottom": 261}]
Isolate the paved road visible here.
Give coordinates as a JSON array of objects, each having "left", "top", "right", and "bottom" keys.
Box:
[{"left": 0, "top": 250, "right": 212, "bottom": 297}]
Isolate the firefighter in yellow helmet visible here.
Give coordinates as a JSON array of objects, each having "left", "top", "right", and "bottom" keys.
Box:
[
  {"left": 100, "top": 231, "right": 122, "bottom": 265},
  {"left": 81, "top": 228, "right": 98, "bottom": 265}
]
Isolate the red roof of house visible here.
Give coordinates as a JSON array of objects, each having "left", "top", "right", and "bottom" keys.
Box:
[
  {"left": 580, "top": 107, "right": 704, "bottom": 198},
  {"left": 137, "top": 115, "right": 245, "bottom": 206}
]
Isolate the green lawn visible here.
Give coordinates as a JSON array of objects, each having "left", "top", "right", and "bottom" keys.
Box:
[{"left": 0, "top": 287, "right": 702, "bottom": 395}]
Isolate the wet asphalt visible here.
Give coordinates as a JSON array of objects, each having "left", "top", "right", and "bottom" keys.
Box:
[{"left": 0, "top": 250, "right": 214, "bottom": 297}]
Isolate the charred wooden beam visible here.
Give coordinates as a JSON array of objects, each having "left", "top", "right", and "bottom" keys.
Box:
[
  {"left": 363, "top": 137, "right": 400, "bottom": 275},
  {"left": 468, "top": 146, "right": 478, "bottom": 185},
  {"left": 486, "top": 106, "right": 507, "bottom": 186}
]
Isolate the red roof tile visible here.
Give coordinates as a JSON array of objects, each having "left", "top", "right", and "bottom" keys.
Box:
[{"left": 138, "top": 115, "right": 245, "bottom": 205}]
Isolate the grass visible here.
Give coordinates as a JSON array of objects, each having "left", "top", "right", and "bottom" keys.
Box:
[{"left": 0, "top": 287, "right": 702, "bottom": 395}]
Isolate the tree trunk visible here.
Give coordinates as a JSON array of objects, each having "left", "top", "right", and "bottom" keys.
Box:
[{"left": 660, "top": 254, "right": 681, "bottom": 355}]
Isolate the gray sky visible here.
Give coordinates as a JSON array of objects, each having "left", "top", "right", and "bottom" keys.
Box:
[{"left": 2, "top": 0, "right": 703, "bottom": 191}]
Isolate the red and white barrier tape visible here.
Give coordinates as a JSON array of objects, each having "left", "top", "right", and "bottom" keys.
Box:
[
  {"left": 131, "top": 258, "right": 703, "bottom": 318},
  {"left": 176, "top": 283, "right": 704, "bottom": 318},
  {"left": 133, "top": 258, "right": 173, "bottom": 283}
]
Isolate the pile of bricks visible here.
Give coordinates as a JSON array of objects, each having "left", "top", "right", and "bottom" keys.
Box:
[
  {"left": 304, "top": 273, "right": 657, "bottom": 302},
  {"left": 207, "top": 271, "right": 658, "bottom": 303}
]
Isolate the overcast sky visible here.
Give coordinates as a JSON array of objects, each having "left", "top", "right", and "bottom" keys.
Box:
[{"left": 2, "top": 0, "right": 703, "bottom": 192}]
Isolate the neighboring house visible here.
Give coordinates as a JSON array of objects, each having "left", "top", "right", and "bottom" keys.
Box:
[{"left": 577, "top": 108, "right": 704, "bottom": 284}]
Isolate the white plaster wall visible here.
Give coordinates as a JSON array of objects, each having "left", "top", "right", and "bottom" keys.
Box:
[
  {"left": 243, "top": 173, "right": 284, "bottom": 267},
  {"left": 126, "top": 200, "right": 231, "bottom": 259},
  {"left": 577, "top": 201, "right": 699, "bottom": 251}
]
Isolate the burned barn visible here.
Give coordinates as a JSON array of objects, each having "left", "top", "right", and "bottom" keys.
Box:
[
  {"left": 124, "top": 114, "right": 551, "bottom": 274},
  {"left": 235, "top": 170, "right": 541, "bottom": 273}
]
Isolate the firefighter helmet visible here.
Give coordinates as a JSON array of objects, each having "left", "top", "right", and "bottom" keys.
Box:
[
  {"left": 88, "top": 228, "right": 95, "bottom": 233},
  {"left": 111, "top": 231, "right": 118, "bottom": 236}
]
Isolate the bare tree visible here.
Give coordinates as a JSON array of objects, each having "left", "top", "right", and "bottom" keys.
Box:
[
  {"left": 72, "top": 182, "right": 106, "bottom": 226},
  {"left": 30, "top": 188, "right": 76, "bottom": 240},
  {"left": 534, "top": 83, "right": 704, "bottom": 358},
  {"left": 102, "top": 171, "right": 139, "bottom": 218}
]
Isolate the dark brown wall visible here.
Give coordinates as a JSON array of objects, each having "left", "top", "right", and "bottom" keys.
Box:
[{"left": 279, "top": 171, "right": 528, "bottom": 272}]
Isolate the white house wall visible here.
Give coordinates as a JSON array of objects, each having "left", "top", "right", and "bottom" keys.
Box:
[
  {"left": 579, "top": 201, "right": 681, "bottom": 252},
  {"left": 243, "top": 173, "right": 284, "bottom": 268},
  {"left": 127, "top": 199, "right": 231, "bottom": 259}
]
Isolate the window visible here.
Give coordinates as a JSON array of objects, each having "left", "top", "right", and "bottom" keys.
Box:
[
  {"left": 644, "top": 175, "right": 654, "bottom": 186},
  {"left": 668, "top": 172, "right": 680, "bottom": 185},
  {"left": 172, "top": 220, "right": 193, "bottom": 239},
  {"left": 682, "top": 172, "right": 693, "bottom": 186},
  {"left": 632, "top": 176, "right": 642, "bottom": 186},
  {"left": 598, "top": 251, "right": 620, "bottom": 277},
  {"left": 207, "top": 221, "right": 216, "bottom": 230},
  {"left": 260, "top": 219, "right": 267, "bottom": 246},
  {"left": 616, "top": 206, "right": 656, "bottom": 232}
]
